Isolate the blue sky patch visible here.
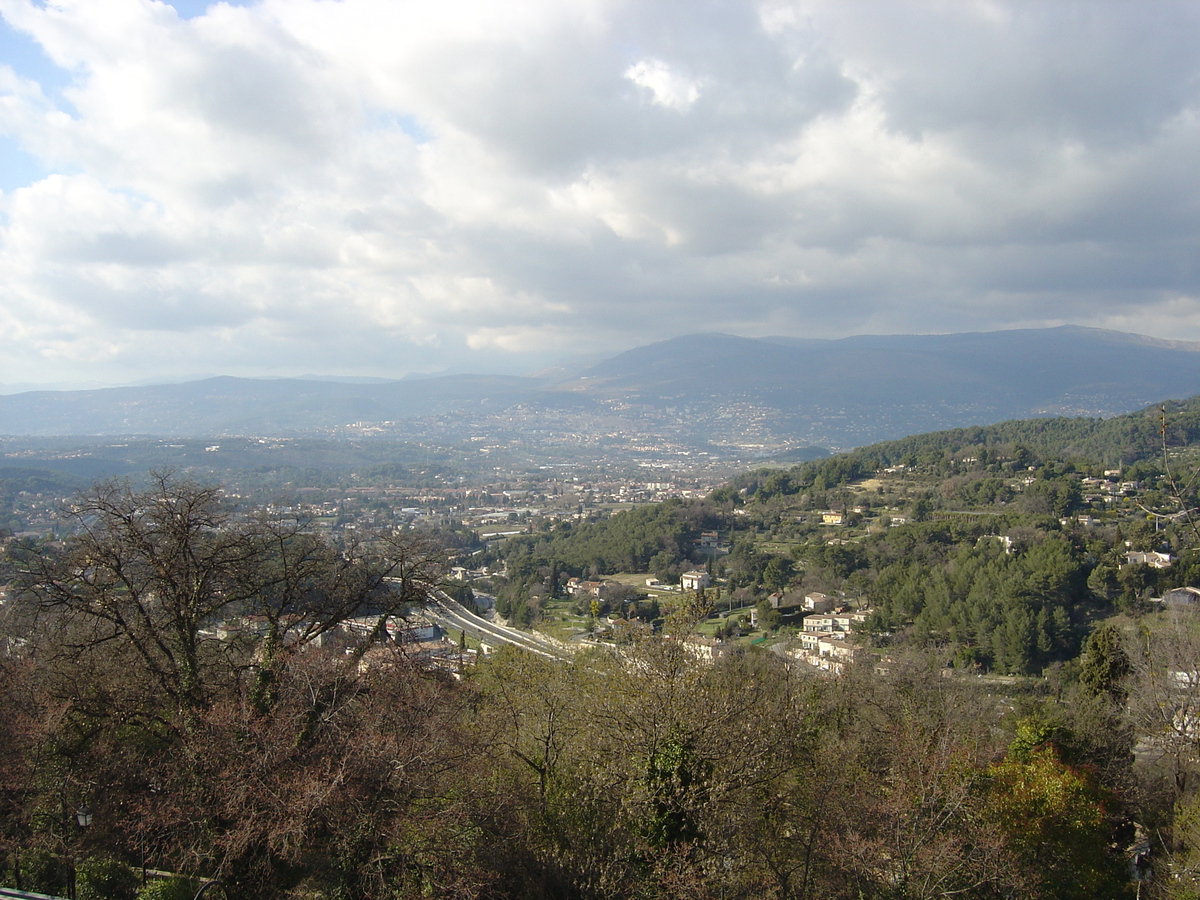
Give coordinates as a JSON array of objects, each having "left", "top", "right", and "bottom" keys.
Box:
[
  {"left": 0, "top": 13, "right": 72, "bottom": 93},
  {"left": 162, "top": 0, "right": 256, "bottom": 20},
  {"left": 0, "top": 136, "right": 47, "bottom": 192}
]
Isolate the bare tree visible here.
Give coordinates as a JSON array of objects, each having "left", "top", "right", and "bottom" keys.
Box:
[{"left": 11, "top": 473, "right": 444, "bottom": 716}]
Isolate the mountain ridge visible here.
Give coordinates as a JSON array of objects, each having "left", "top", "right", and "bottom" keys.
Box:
[{"left": 5, "top": 326, "right": 1200, "bottom": 449}]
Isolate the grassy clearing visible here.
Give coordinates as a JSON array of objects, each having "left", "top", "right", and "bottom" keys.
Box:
[
  {"left": 535, "top": 596, "right": 592, "bottom": 640},
  {"left": 607, "top": 572, "right": 654, "bottom": 586},
  {"left": 757, "top": 540, "right": 804, "bottom": 554}
]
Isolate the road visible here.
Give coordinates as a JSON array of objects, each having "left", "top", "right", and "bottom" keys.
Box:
[{"left": 423, "top": 588, "right": 572, "bottom": 661}]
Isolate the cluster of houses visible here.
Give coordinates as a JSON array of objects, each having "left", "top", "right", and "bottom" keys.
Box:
[
  {"left": 792, "top": 509, "right": 908, "bottom": 528},
  {"left": 565, "top": 577, "right": 634, "bottom": 599},
  {"left": 790, "top": 606, "right": 873, "bottom": 674},
  {"left": 449, "top": 564, "right": 505, "bottom": 581},
  {"left": 969, "top": 534, "right": 1176, "bottom": 573},
  {"left": 744, "top": 590, "right": 875, "bottom": 675},
  {"left": 205, "top": 611, "right": 473, "bottom": 675},
  {"left": 362, "top": 614, "right": 476, "bottom": 674},
  {"left": 1080, "top": 472, "right": 1144, "bottom": 504}
]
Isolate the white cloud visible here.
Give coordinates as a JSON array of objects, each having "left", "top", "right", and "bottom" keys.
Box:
[
  {"left": 625, "top": 59, "right": 702, "bottom": 111},
  {"left": 0, "top": 0, "right": 1199, "bottom": 388}
]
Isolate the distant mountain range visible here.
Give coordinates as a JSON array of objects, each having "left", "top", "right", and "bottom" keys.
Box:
[{"left": 5, "top": 326, "right": 1200, "bottom": 450}]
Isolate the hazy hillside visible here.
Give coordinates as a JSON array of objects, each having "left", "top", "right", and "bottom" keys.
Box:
[
  {"left": 557, "top": 326, "right": 1200, "bottom": 440},
  {"left": 0, "top": 374, "right": 543, "bottom": 437},
  {"left": 4, "top": 326, "right": 1200, "bottom": 447}
]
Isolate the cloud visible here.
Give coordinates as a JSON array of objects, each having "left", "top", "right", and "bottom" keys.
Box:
[
  {"left": 625, "top": 59, "right": 702, "bottom": 111},
  {"left": 0, "top": 0, "right": 1199, "bottom": 387}
]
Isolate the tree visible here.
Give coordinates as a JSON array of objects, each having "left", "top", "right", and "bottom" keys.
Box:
[
  {"left": 15, "top": 475, "right": 248, "bottom": 713},
  {"left": 1087, "top": 563, "right": 1119, "bottom": 602},
  {"left": 983, "top": 743, "right": 1131, "bottom": 900},
  {"left": 1156, "top": 404, "right": 1200, "bottom": 550},
  {"left": 1117, "top": 562, "right": 1155, "bottom": 605},
  {"left": 762, "top": 556, "right": 792, "bottom": 591},
  {"left": 11, "top": 474, "right": 443, "bottom": 717},
  {"left": 1, "top": 475, "right": 468, "bottom": 899},
  {"left": 755, "top": 599, "right": 781, "bottom": 632},
  {"left": 830, "top": 663, "right": 1021, "bottom": 900},
  {"left": 1079, "top": 623, "right": 1131, "bottom": 703},
  {"left": 1129, "top": 605, "right": 1200, "bottom": 891},
  {"left": 641, "top": 730, "right": 710, "bottom": 848}
]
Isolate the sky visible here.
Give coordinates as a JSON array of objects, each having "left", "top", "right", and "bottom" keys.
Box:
[{"left": 2, "top": 0, "right": 1199, "bottom": 390}]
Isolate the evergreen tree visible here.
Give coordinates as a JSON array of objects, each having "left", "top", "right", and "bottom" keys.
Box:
[{"left": 1080, "top": 623, "right": 1132, "bottom": 702}]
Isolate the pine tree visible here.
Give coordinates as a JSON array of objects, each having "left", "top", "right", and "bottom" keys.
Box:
[{"left": 1079, "top": 623, "right": 1131, "bottom": 702}]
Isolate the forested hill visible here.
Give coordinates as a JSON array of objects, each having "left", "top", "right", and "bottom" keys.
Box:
[
  {"left": 482, "top": 392, "right": 1200, "bottom": 676},
  {"left": 723, "top": 394, "right": 1200, "bottom": 498}
]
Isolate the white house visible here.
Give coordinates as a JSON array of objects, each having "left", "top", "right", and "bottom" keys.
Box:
[
  {"left": 804, "top": 592, "right": 835, "bottom": 613},
  {"left": 1124, "top": 551, "right": 1172, "bottom": 569}
]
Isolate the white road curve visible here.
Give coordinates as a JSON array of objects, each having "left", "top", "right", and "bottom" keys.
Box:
[{"left": 424, "top": 588, "right": 572, "bottom": 662}]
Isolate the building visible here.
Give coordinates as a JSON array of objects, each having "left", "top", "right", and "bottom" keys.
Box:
[
  {"left": 680, "top": 571, "right": 712, "bottom": 591},
  {"left": 768, "top": 591, "right": 804, "bottom": 611},
  {"left": 803, "top": 614, "right": 837, "bottom": 633},
  {"left": 802, "top": 610, "right": 870, "bottom": 634},
  {"left": 1124, "top": 550, "right": 1172, "bottom": 569},
  {"left": 790, "top": 632, "right": 867, "bottom": 675},
  {"left": 803, "top": 592, "right": 835, "bottom": 613},
  {"left": 385, "top": 615, "right": 442, "bottom": 644},
  {"left": 1165, "top": 586, "right": 1200, "bottom": 606},
  {"left": 566, "top": 578, "right": 609, "bottom": 597}
]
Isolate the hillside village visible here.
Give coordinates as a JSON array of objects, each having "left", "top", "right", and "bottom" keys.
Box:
[{"left": 468, "top": 433, "right": 1196, "bottom": 671}]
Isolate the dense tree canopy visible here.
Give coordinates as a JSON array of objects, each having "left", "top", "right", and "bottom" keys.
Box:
[{"left": 0, "top": 472, "right": 1146, "bottom": 900}]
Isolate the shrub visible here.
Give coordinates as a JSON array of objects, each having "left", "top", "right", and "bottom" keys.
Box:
[
  {"left": 12, "top": 847, "right": 69, "bottom": 896},
  {"left": 77, "top": 856, "right": 139, "bottom": 900},
  {"left": 136, "top": 875, "right": 200, "bottom": 900}
]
